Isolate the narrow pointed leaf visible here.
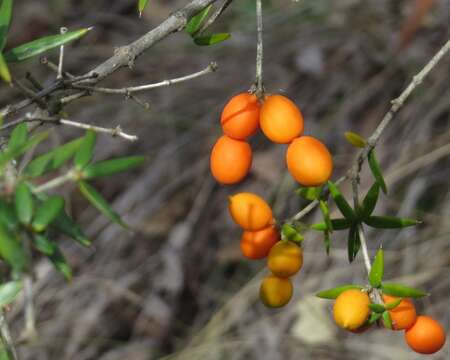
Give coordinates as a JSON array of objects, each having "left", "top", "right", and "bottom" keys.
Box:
[
  {"left": 186, "top": 5, "right": 212, "bottom": 35},
  {"left": 368, "top": 312, "right": 382, "bottom": 324},
  {"left": 369, "top": 303, "right": 385, "bottom": 313},
  {"left": 74, "top": 130, "right": 96, "bottom": 169},
  {"left": 327, "top": 181, "right": 356, "bottom": 222},
  {"left": 33, "top": 234, "right": 72, "bottom": 280},
  {"left": 193, "top": 33, "right": 230, "bottom": 46},
  {"left": 14, "top": 182, "right": 33, "bottom": 224},
  {"left": 78, "top": 181, "right": 127, "bottom": 228},
  {"left": 4, "top": 28, "right": 92, "bottom": 63},
  {"left": 0, "top": 280, "right": 22, "bottom": 308},
  {"left": 384, "top": 297, "right": 402, "bottom": 310},
  {"left": 347, "top": 224, "right": 361, "bottom": 262},
  {"left": 0, "top": 0, "right": 13, "bottom": 51},
  {"left": 360, "top": 183, "right": 379, "bottom": 220},
  {"left": 52, "top": 210, "right": 91, "bottom": 247},
  {"left": 0, "top": 53, "right": 10, "bottom": 82},
  {"left": 138, "top": 0, "right": 149, "bottom": 15},
  {"left": 0, "top": 200, "right": 18, "bottom": 231},
  {"left": 0, "top": 131, "right": 48, "bottom": 167},
  {"left": 316, "top": 284, "right": 363, "bottom": 299},
  {"left": 319, "top": 200, "right": 333, "bottom": 232},
  {"left": 323, "top": 230, "right": 331, "bottom": 254},
  {"left": 368, "top": 149, "right": 387, "bottom": 194},
  {"left": 8, "top": 123, "right": 27, "bottom": 151},
  {"left": 311, "top": 218, "right": 350, "bottom": 231},
  {"left": 82, "top": 156, "right": 144, "bottom": 179},
  {"left": 369, "top": 248, "right": 384, "bottom": 288},
  {"left": 32, "top": 196, "right": 65, "bottom": 232},
  {"left": 281, "top": 223, "right": 303, "bottom": 243},
  {"left": 365, "top": 215, "right": 420, "bottom": 229},
  {"left": 382, "top": 311, "right": 393, "bottom": 329},
  {"left": 24, "top": 137, "right": 83, "bottom": 177},
  {"left": 295, "top": 186, "right": 322, "bottom": 201},
  {"left": 0, "top": 223, "right": 27, "bottom": 271},
  {"left": 344, "top": 131, "right": 367, "bottom": 148},
  {"left": 381, "top": 283, "right": 428, "bottom": 298}
]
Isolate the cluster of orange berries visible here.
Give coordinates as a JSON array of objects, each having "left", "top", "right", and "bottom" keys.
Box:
[
  {"left": 210, "top": 92, "right": 333, "bottom": 187},
  {"left": 333, "top": 289, "right": 446, "bottom": 354},
  {"left": 227, "top": 192, "right": 303, "bottom": 307}
]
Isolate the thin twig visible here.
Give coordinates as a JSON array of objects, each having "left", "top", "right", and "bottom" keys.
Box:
[
  {"left": 255, "top": 0, "right": 263, "bottom": 97},
  {"left": 23, "top": 275, "right": 37, "bottom": 342},
  {"left": 0, "top": 312, "right": 18, "bottom": 360},
  {"left": 59, "top": 119, "right": 138, "bottom": 141},
  {"left": 57, "top": 27, "right": 68, "bottom": 80},
  {"left": 33, "top": 171, "right": 74, "bottom": 193},
  {"left": 72, "top": 62, "right": 218, "bottom": 94}
]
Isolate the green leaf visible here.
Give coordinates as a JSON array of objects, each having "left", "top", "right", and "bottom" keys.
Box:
[
  {"left": 138, "top": 0, "right": 149, "bottom": 15},
  {"left": 8, "top": 123, "right": 27, "bottom": 151},
  {"left": 316, "top": 284, "right": 363, "bottom": 299},
  {"left": 381, "top": 283, "right": 428, "bottom": 298},
  {"left": 32, "top": 196, "right": 65, "bottom": 232},
  {"left": 369, "top": 248, "right": 384, "bottom": 288},
  {"left": 344, "top": 131, "right": 367, "bottom": 148},
  {"left": 0, "top": 223, "right": 27, "bottom": 271},
  {"left": 311, "top": 218, "right": 350, "bottom": 231},
  {"left": 78, "top": 181, "right": 127, "bottom": 228},
  {"left": 360, "top": 183, "right": 379, "bottom": 220},
  {"left": 347, "top": 224, "right": 361, "bottom": 262},
  {"left": 0, "top": 200, "right": 18, "bottom": 231},
  {"left": 327, "top": 181, "right": 356, "bottom": 222},
  {"left": 33, "top": 234, "right": 71, "bottom": 280},
  {"left": 364, "top": 215, "right": 420, "bottom": 229},
  {"left": 24, "top": 137, "right": 83, "bottom": 177},
  {"left": 384, "top": 297, "right": 402, "bottom": 310},
  {"left": 319, "top": 200, "right": 333, "bottom": 232},
  {"left": 369, "top": 303, "right": 385, "bottom": 313},
  {"left": 382, "top": 310, "right": 393, "bottom": 329},
  {"left": 295, "top": 186, "right": 323, "bottom": 201},
  {"left": 323, "top": 230, "right": 331, "bottom": 255},
  {"left": 82, "top": 156, "right": 144, "bottom": 179},
  {"left": 193, "top": 33, "right": 230, "bottom": 46},
  {"left": 4, "top": 27, "right": 92, "bottom": 63},
  {"left": 0, "top": 0, "right": 13, "bottom": 51},
  {"left": 0, "top": 53, "right": 10, "bottom": 82},
  {"left": 368, "top": 312, "right": 382, "bottom": 324},
  {"left": 368, "top": 149, "right": 387, "bottom": 194},
  {"left": 52, "top": 210, "right": 90, "bottom": 247},
  {"left": 186, "top": 5, "right": 211, "bottom": 35},
  {"left": 281, "top": 223, "right": 303, "bottom": 243},
  {"left": 14, "top": 182, "right": 33, "bottom": 224},
  {"left": 0, "top": 280, "right": 22, "bottom": 308},
  {"left": 74, "top": 130, "right": 96, "bottom": 169},
  {"left": 0, "top": 131, "right": 48, "bottom": 168}
]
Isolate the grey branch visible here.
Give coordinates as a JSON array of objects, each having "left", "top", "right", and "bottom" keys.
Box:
[{"left": 255, "top": 0, "right": 263, "bottom": 96}]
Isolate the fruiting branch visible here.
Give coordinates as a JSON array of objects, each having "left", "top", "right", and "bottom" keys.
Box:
[{"left": 255, "top": 0, "right": 264, "bottom": 97}]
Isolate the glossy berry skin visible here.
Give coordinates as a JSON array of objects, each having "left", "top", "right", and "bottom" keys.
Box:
[
  {"left": 333, "top": 289, "right": 371, "bottom": 331},
  {"left": 228, "top": 192, "right": 273, "bottom": 231},
  {"left": 210, "top": 135, "right": 252, "bottom": 184},
  {"left": 405, "top": 316, "right": 446, "bottom": 354},
  {"left": 240, "top": 226, "right": 279, "bottom": 259},
  {"left": 382, "top": 295, "right": 417, "bottom": 330},
  {"left": 260, "top": 275, "right": 293, "bottom": 308},
  {"left": 267, "top": 241, "right": 303, "bottom": 278},
  {"left": 221, "top": 93, "right": 260, "bottom": 140}
]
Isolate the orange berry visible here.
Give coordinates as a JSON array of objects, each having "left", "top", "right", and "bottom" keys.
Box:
[
  {"left": 333, "top": 289, "right": 371, "bottom": 331},
  {"left": 259, "top": 275, "right": 293, "bottom": 308},
  {"left": 240, "top": 226, "right": 279, "bottom": 259},
  {"left": 260, "top": 94, "right": 304, "bottom": 144},
  {"left": 221, "top": 93, "right": 260, "bottom": 140},
  {"left": 382, "top": 295, "right": 417, "bottom": 330},
  {"left": 267, "top": 241, "right": 303, "bottom": 278},
  {"left": 210, "top": 135, "right": 252, "bottom": 184},
  {"left": 286, "top": 136, "right": 333, "bottom": 186},
  {"left": 405, "top": 316, "right": 446, "bottom": 354},
  {"left": 228, "top": 192, "right": 273, "bottom": 231}
]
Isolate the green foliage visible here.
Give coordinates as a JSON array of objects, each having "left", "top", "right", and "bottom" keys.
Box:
[
  {"left": 369, "top": 248, "right": 384, "bottom": 288},
  {"left": 368, "top": 149, "right": 387, "bottom": 194},
  {"left": 4, "top": 28, "right": 91, "bottom": 63},
  {"left": 381, "top": 283, "right": 428, "bottom": 298},
  {"left": 0, "top": 280, "right": 22, "bottom": 308},
  {"left": 8, "top": 123, "right": 27, "bottom": 151},
  {"left": 0, "top": 223, "right": 27, "bottom": 271},
  {"left": 368, "top": 303, "right": 385, "bottom": 313},
  {"left": 327, "top": 181, "right": 356, "bottom": 222},
  {"left": 33, "top": 234, "right": 71, "bottom": 280},
  {"left": 82, "top": 156, "right": 145, "bottom": 179},
  {"left": 281, "top": 223, "right": 303, "bottom": 243},
  {"left": 31, "top": 196, "right": 65, "bottom": 232},
  {"left": 0, "top": 53, "right": 10, "bottom": 82},
  {"left": 193, "top": 33, "right": 230, "bottom": 46},
  {"left": 138, "top": 0, "right": 149, "bottom": 15},
  {"left": 186, "top": 5, "right": 212, "bottom": 35},
  {"left": 296, "top": 186, "right": 323, "bottom": 201},
  {"left": 347, "top": 224, "right": 360, "bottom": 262},
  {"left": 74, "top": 130, "right": 96, "bottom": 169},
  {"left": 382, "top": 310, "right": 393, "bottom": 329},
  {"left": 316, "top": 284, "right": 363, "bottom": 299},
  {"left": 384, "top": 297, "right": 402, "bottom": 310},
  {"left": 310, "top": 218, "right": 350, "bottom": 231},
  {"left": 364, "top": 215, "right": 420, "bottom": 229},
  {"left": 344, "top": 131, "right": 366, "bottom": 148},
  {"left": 360, "top": 183, "right": 379, "bottom": 220},
  {"left": 14, "top": 182, "right": 33, "bottom": 225},
  {"left": 0, "top": 0, "right": 13, "bottom": 51},
  {"left": 368, "top": 312, "right": 382, "bottom": 324},
  {"left": 52, "top": 210, "right": 91, "bottom": 247}
]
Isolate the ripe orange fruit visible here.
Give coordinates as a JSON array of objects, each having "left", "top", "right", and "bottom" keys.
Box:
[
  {"left": 286, "top": 136, "right": 333, "bottom": 186},
  {"left": 267, "top": 241, "right": 303, "bottom": 278},
  {"left": 333, "top": 289, "right": 371, "bottom": 331},
  {"left": 382, "top": 295, "right": 417, "bottom": 330},
  {"left": 405, "top": 315, "right": 446, "bottom": 354},
  {"left": 260, "top": 275, "right": 293, "bottom": 308},
  {"left": 221, "top": 93, "right": 260, "bottom": 140},
  {"left": 240, "top": 226, "right": 280, "bottom": 259},
  {"left": 260, "top": 94, "right": 304, "bottom": 144},
  {"left": 228, "top": 192, "right": 273, "bottom": 231},
  {"left": 210, "top": 135, "right": 252, "bottom": 184}
]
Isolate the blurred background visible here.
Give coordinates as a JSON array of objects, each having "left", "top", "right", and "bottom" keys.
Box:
[{"left": 1, "top": 0, "right": 450, "bottom": 359}]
